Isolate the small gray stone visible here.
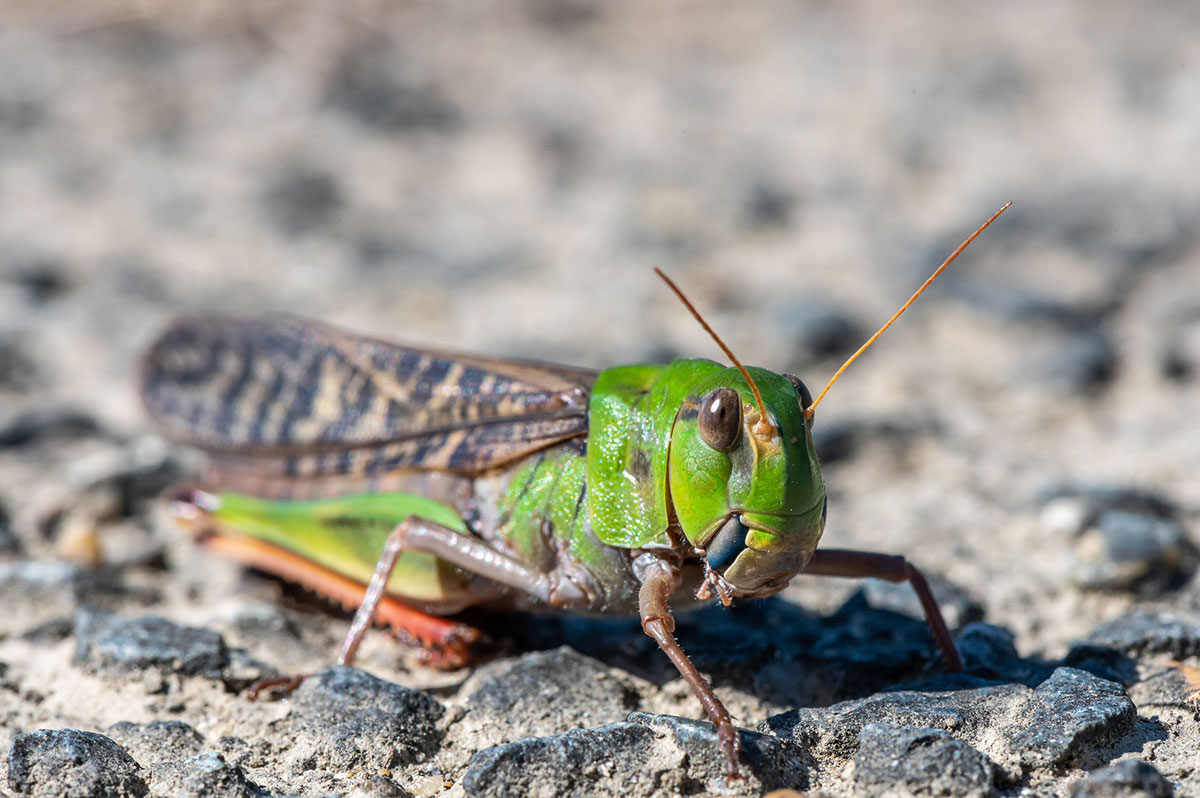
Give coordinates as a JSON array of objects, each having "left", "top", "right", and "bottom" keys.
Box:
[
  {"left": 260, "top": 165, "right": 343, "bottom": 236},
  {"left": 1070, "top": 759, "right": 1174, "bottom": 797},
  {"left": 0, "top": 407, "right": 101, "bottom": 448},
  {"left": 1079, "top": 612, "right": 1200, "bottom": 659},
  {"left": 149, "top": 752, "right": 255, "bottom": 798},
  {"left": 283, "top": 666, "right": 444, "bottom": 772},
  {"left": 324, "top": 47, "right": 459, "bottom": 134},
  {"left": 1071, "top": 510, "right": 1196, "bottom": 595},
  {"left": 348, "top": 777, "right": 415, "bottom": 798},
  {"left": 7, "top": 728, "right": 148, "bottom": 797},
  {"left": 956, "top": 623, "right": 1022, "bottom": 675},
  {"left": 0, "top": 495, "right": 19, "bottom": 554},
  {"left": 1009, "top": 668, "right": 1137, "bottom": 771},
  {"left": 0, "top": 562, "right": 92, "bottom": 637},
  {"left": 74, "top": 610, "right": 229, "bottom": 677},
  {"left": 3, "top": 252, "right": 65, "bottom": 303},
  {"left": 629, "top": 712, "right": 810, "bottom": 791},
  {"left": 105, "top": 720, "right": 204, "bottom": 766},
  {"left": 72, "top": 435, "right": 187, "bottom": 517},
  {"left": 460, "top": 723, "right": 658, "bottom": 798},
  {"left": 466, "top": 647, "right": 637, "bottom": 739},
  {"left": 776, "top": 297, "right": 865, "bottom": 362},
  {"left": 810, "top": 415, "right": 941, "bottom": 466},
  {"left": 464, "top": 714, "right": 807, "bottom": 798},
  {"left": 763, "top": 667, "right": 1135, "bottom": 774},
  {"left": 0, "top": 335, "right": 39, "bottom": 393},
  {"left": 1031, "top": 327, "right": 1118, "bottom": 394},
  {"left": 219, "top": 647, "right": 280, "bottom": 693},
  {"left": 743, "top": 179, "right": 796, "bottom": 228},
  {"left": 762, "top": 677, "right": 1023, "bottom": 764},
  {"left": 853, "top": 723, "right": 996, "bottom": 798},
  {"left": 945, "top": 279, "right": 1103, "bottom": 327},
  {"left": 1038, "top": 485, "right": 1180, "bottom": 524},
  {"left": 1159, "top": 309, "right": 1200, "bottom": 383}
]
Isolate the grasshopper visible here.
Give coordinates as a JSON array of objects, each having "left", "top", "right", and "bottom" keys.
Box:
[{"left": 141, "top": 204, "right": 1008, "bottom": 776}]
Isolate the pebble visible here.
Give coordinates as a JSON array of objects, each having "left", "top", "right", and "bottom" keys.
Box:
[
  {"left": 955, "top": 622, "right": 1025, "bottom": 677},
  {"left": 0, "top": 335, "right": 39, "bottom": 392},
  {"left": 1070, "top": 759, "right": 1175, "bottom": 798},
  {"left": 7, "top": 728, "right": 148, "bottom": 798},
  {"left": 1010, "top": 667, "right": 1137, "bottom": 771},
  {"left": 0, "top": 561, "right": 95, "bottom": 637},
  {"left": 1076, "top": 612, "right": 1200, "bottom": 660},
  {"left": 3, "top": 251, "right": 67, "bottom": 303},
  {"left": 943, "top": 279, "right": 1103, "bottom": 328},
  {"left": 148, "top": 752, "right": 255, "bottom": 798},
  {"left": 348, "top": 778, "right": 415, "bottom": 798},
  {"left": 810, "top": 414, "right": 941, "bottom": 466},
  {"left": 461, "top": 722, "right": 657, "bottom": 798},
  {"left": 0, "top": 408, "right": 101, "bottom": 449},
  {"left": 1040, "top": 486, "right": 1195, "bottom": 596},
  {"left": 853, "top": 723, "right": 996, "bottom": 798},
  {"left": 1159, "top": 310, "right": 1200, "bottom": 383},
  {"left": 628, "top": 712, "right": 810, "bottom": 793},
  {"left": 1071, "top": 510, "right": 1196, "bottom": 595},
  {"left": 73, "top": 610, "right": 229, "bottom": 677},
  {"left": 260, "top": 165, "right": 344, "bottom": 237},
  {"left": 462, "top": 716, "right": 806, "bottom": 798},
  {"left": 281, "top": 666, "right": 444, "bottom": 772},
  {"left": 1031, "top": 326, "right": 1119, "bottom": 394},
  {"left": 0, "top": 497, "right": 19, "bottom": 554},
  {"left": 1038, "top": 485, "right": 1180, "bottom": 522},
  {"left": 324, "top": 47, "right": 460, "bottom": 134},
  {"left": 743, "top": 180, "right": 796, "bottom": 228},
  {"left": 465, "top": 646, "right": 637, "bottom": 739},
  {"left": 105, "top": 720, "right": 203, "bottom": 766},
  {"left": 774, "top": 297, "right": 865, "bottom": 364},
  {"left": 762, "top": 667, "right": 1135, "bottom": 773},
  {"left": 66, "top": 435, "right": 186, "bottom": 517}
]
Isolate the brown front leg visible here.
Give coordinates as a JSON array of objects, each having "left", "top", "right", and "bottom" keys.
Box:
[
  {"left": 638, "top": 557, "right": 741, "bottom": 777},
  {"left": 804, "top": 548, "right": 964, "bottom": 673}
]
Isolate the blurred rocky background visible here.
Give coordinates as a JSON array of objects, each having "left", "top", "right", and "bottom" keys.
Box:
[{"left": 1, "top": 2, "right": 1199, "bottom": 796}]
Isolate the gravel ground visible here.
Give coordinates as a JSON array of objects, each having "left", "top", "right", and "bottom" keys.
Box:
[{"left": 2, "top": 2, "right": 1199, "bottom": 796}]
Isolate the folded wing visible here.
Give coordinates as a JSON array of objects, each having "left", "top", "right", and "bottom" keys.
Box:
[{"left": 141, "top": 316, "right": 594, "bottom": 481}]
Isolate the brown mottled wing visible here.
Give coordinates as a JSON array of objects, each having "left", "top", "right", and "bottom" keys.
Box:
[{"left": 140, "top": 316, "right": 595, "bottom": 482}]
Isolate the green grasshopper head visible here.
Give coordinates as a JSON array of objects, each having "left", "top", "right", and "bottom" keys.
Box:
[{"left": 668, "top": 366, "right": 825, "bottom": 598}]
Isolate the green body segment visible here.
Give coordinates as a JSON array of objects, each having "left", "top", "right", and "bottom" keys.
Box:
[
  {"left": 586, "top": 359, "right": 726, "bottom": 548},
  {"left": 211, "top": 492, "right": 473, "bottom": 604}
]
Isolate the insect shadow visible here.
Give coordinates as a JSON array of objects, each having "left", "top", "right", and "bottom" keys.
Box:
[{"left": 483, "top": 588, "right": 1021, "bottom": 712}]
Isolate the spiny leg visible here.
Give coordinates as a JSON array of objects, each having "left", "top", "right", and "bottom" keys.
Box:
[
  {"left": 804, "top": 548, "right": 964, "bottom": 672},
  {"left": 341, "top": 515, "right": 595, "bottom": 667},
  {"left": 196, "top": 530, "right": 481, "bottom": 669},
  {"left": 638, "top": 558, "right": 741, "bottom": 777}
]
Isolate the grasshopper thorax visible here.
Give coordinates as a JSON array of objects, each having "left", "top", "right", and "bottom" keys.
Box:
[{"left": 668, "top": 366, "right": 826, "bottom": 597}]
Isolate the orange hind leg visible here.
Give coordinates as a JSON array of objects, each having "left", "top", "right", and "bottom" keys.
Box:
[{"left": 200, "top": 532, "right": 484, "bottom": 670}]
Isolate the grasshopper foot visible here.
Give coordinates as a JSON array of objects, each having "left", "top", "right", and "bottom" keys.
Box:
[
  {"left": 246, "top": 673, "right": 308, "bottom": 700},
  {"left": 413, "top": 623, "right": 488, "bottom": 670},
  {"left": 717, "top": 720, "right": 742, "bottom": 778}
]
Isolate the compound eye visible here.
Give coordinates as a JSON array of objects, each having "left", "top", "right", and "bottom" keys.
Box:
[
  {"left": 698, "top": 387, "right": 743, "bottom": 452},
  {"left": 783, "top": 373, "right": 814, "bottom": 413}
]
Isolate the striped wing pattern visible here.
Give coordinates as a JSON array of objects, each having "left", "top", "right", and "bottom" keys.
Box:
[{"left": 141, "top": 316, "right": 595, "bottom": 479}]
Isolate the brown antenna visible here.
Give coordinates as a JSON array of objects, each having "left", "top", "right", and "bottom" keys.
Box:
[
  {"left": 804, "top": 202, "right": 1012, "bottom": 420},
  {"left": 654, "top": 267, "right": 774, "bottom": 437}
]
